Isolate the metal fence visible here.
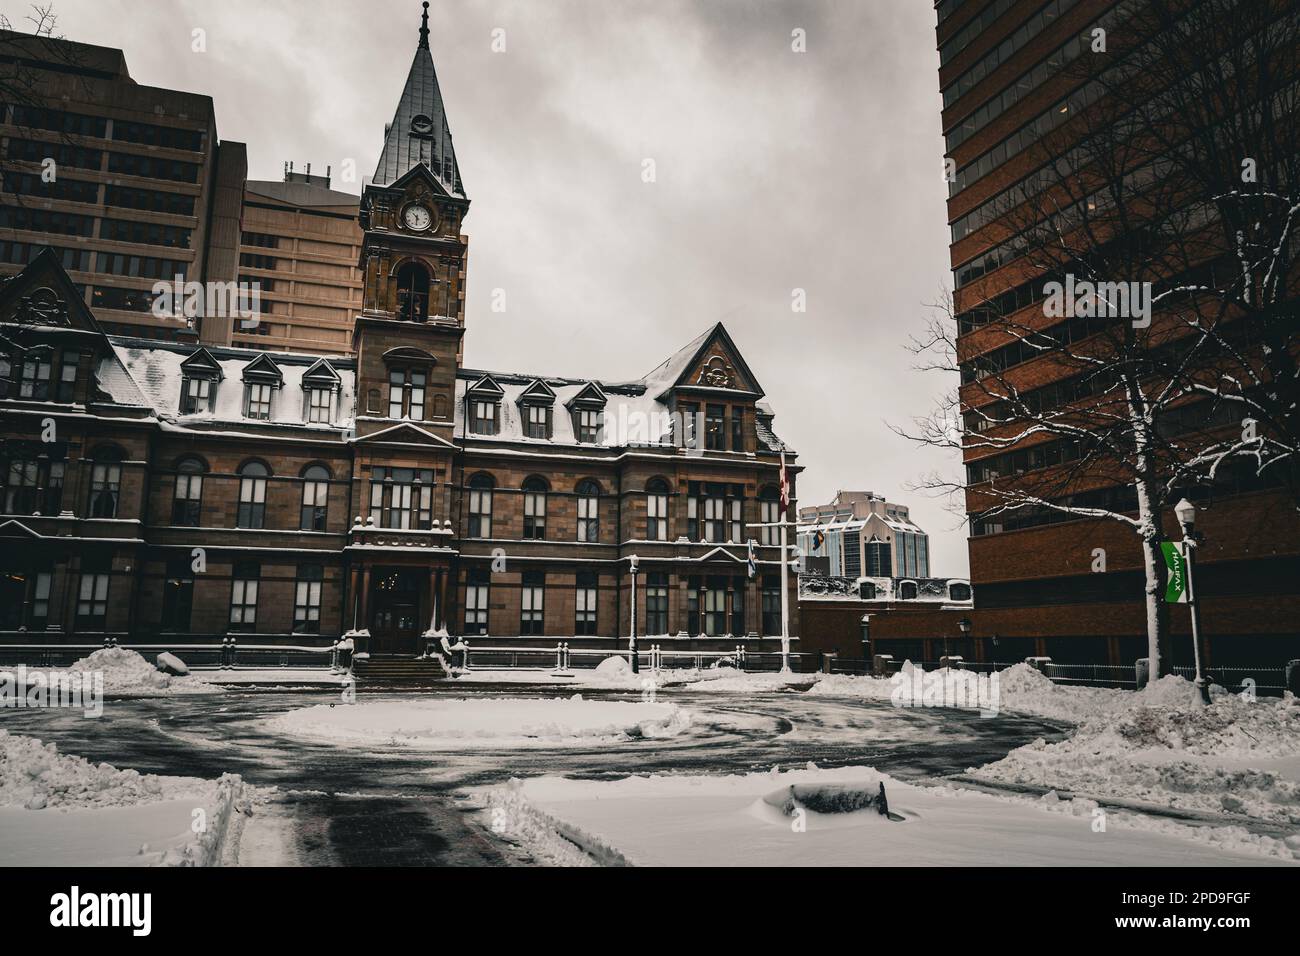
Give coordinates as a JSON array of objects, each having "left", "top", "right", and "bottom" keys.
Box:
[
  {"left": 460, "top": 642, "right": 817, "bottom": 675},
  {"left": 0, "top": 636, "right": 338, "bottom": 671}
]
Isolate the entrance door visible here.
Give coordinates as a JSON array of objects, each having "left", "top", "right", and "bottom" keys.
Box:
[{"left": 369, "top": 568, "right": 425, "bottom": 656}]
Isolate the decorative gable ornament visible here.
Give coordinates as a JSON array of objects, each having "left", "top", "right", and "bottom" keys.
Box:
[{"left": 697, "top": 354, "right": 736, "bottom": 389}]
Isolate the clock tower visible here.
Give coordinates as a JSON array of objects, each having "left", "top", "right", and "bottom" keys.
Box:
[{"left": 353, "top": 1, "right": 469, "bottom": 440}]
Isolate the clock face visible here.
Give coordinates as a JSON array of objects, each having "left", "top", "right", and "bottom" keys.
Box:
[{"left": 403, "top": 204, "right": 433, "bottom": 232}]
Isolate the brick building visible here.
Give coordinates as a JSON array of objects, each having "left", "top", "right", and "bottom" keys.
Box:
[
  {"left": 0, "top": 8, "right": 799, "bottom": 657},
  {"left": 938, "top": 0, "right": 1300, "bottom": 667}
]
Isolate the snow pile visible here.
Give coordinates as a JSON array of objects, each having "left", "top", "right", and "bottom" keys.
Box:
[
  {"left": 45, "top": 647, "right": 219, "bottom": 697},
  {"left": 972, "top": 679, "right": 1300, "bottom": 826},
  {"left": 477, "top": 763, "right": 1296, "bottom": 866},
  {"left": 268, "top": 696, "right": 696, "bottom": 749},
  {"left": 594, "top": 656, "right": 632, "bottom": 678},
  {"left": 809, "top": 661, "right": 1124, "bottom": 723},
  {"left": 0, "top": 731, "right": 249, "bottom": 866},
  {"left": 0, "top": 729, "right": 206, "bottom": 810}
]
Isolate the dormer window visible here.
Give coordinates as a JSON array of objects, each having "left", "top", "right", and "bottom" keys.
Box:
[
  {"left": 525, "top": 403, "right": 551, "bottom": 438},
  {"left": 246, "top": 383, "right": 273, "bottom": 419},
  {"left": 241, "top": 353, "right": 283, "bottom": 421},
  {"left": 470, "top": 399, "right": 497, "bottom": 435},
  {"left": 566, "top": 382, "right": 607, "bottom": 444},
  {"left": 466, "top": 374, "right": 504, "bottom": 436},
  {"left": 517, "top": 379, "right": 556, "bottom": 439},
  {"left": 301, "top": 358, "right": 341, "bottom": 424},
  {"left": 307, "top": 387, "right": 332, "bottom": 423},
  {"left": 178, "top": 347, "right": 223, "bottom": 415},
  {"left": 181, "top": 376, "right": 211, "bottom": 414}
]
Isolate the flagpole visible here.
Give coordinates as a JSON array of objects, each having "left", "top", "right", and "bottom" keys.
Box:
[{"left": 779, "top": 518, "right": 790, "bottom": 673}]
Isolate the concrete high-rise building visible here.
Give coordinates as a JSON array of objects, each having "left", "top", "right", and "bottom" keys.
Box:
[
  {"left": 0, "top": 29, "right": 245, "bottom": 342},
  {"left": 231, "top": 166, "right": 364, "bottom": 355}
]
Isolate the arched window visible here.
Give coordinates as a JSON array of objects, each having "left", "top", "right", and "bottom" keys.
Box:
[
  {"left": 576, "top": 479, "right": 600, "bottom": 542},
  {"left": 300, "top": 464, "right": 330, "bottom": 531},
  {"left": 898, "top": 581, "right": 918, "bottom": 601},
  {"left": 948, "top": 582, "right": 972, "bottom": 602},
  {"left": 646, "top": 478, "right": 669, "bottom": 541},
  {"left": 758, "top": 485, "right": 781, "bottom": 545},
  {"left": 237, "top": 461, "right": 269, "bottom": 529},
  {"left": 522, "top": 476, "right": 548, "bottom": 540},
  {"left": 467, "top": 473, "right": 494, "bottom": 537},
  {"left": 395, "top": 261, "right": 430, "bottom": 322},
  {"left": 88, "top": 446, "right": 123, "bottom": 519},
  {"left": 172, "top": 457, "right": 205, "bottom": 526}
]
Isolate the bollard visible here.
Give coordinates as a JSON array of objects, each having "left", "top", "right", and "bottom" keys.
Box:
[
  {"left": 823, "top": 652, "right": 837, "bottom": 674},
  {"left": 1285, "top": 659, "right": 1300, "bottom": 697},
  {"left": 227, "top": 636, "right": 237, "bottom": 670},
  {"left": 555, "top": 641, "right": 564, "bottom": 671},
  {"left": 1134, "top": 657, "right": 1150, "bottom": 690},
  {"left": 872, "top": 653, "right": 894, "bottom": 678}
]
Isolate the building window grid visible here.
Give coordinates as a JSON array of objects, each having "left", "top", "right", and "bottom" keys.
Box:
[{"left": 76, "top": 572, "right": 109, "bottom": 627}]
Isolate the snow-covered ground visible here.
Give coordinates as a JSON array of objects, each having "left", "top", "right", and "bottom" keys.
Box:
[
  {"left": 266, "top": 695, "right": 696, "bottom": 749},
  {"left": 812, "top": 663, "right": 1300, "bottom": 826},
  {"left": 193, "top": 668, "right": 350, "bottom": 687},
  {"left": 482, "top": 764, "right": 1297, "bottom": 866},
  {"left": 0, "top": 730, "right": 245, "bottom": 866}
]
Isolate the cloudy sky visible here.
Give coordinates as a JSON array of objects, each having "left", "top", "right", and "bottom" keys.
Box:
[{"left": 33, "top": 0, "right": 966, "bottom": 574}]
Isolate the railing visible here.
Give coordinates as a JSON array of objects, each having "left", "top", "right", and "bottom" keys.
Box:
[
  {"left": 459, "top": 642, "right": 817, "bottom": 675},
  {"left": 0, "top": 635, "right": 340, "bottom": 672}
]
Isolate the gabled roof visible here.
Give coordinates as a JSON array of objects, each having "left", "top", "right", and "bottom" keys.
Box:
[
  {"left": 564, "top": 381, "right": 607, "bottom": 408},
  {"left": 0, "top": 246, "right": 104, "bottom": 335},
  {"left": 354, "top": 421, "right": 456, "bottom": 449},
  {"left": 179, "top": 347, "right": 224, "bottom": 379},
  {"left": 240, "top": 351, "right": 283, "bottom": 382},
  {"left": 641, "top": 322, "right": 765, "bottom": 401},
  {"left": 302, "top": 357, "right": 342, "bottom": 385},
  {"left": 517, "top": 378, "right": 557, "bottom": 403},
  {"left": 466, "top": 373, "right": 504, "bottom": 396},
  {"left": 371, "top": 3, "right": 466, "bottom": 199}
]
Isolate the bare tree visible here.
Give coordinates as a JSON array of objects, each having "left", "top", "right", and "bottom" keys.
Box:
[
  {"left": 903, "top": 2, "right": 1299, "bottom": 677},
  {"left": 1088, "top": 0, "right": 1300, "bottom": 503}
]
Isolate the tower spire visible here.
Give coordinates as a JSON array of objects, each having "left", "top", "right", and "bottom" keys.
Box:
[{"left": 418, "top": 1, "right": 430, "bottom": 50}]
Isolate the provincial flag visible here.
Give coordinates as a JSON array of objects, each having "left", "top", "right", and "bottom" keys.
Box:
[{"left": 747, "top": 538, "right": 758, "bottom": 579}]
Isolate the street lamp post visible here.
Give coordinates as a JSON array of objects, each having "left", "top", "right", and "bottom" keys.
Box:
[
  {"left": 628, "top": 553, "right": 640, "bottom": 674},
  {"left": 957, "top": 616, "right": 972, "bottom": 662},
  {"left": 1174, "top": 498, "right": 1211, "bottom": 705}
]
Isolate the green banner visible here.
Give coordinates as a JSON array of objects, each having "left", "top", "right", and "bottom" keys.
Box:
[{"left": 1161, "top": 541, "right": 1188, "bottom": 604}]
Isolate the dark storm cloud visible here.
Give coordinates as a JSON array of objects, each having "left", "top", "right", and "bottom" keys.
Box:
[{"left": 36, "top": 0, "right": 968, "bottom": 573}]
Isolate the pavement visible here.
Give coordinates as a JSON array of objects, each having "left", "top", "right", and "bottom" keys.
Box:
[{"left": 0, "top": 685, "right": 1069, "bottom": 866}]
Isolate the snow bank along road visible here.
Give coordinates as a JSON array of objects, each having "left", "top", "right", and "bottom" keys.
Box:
[{"left": 0, "top": 684, "right": 1067, "bottom": 866}]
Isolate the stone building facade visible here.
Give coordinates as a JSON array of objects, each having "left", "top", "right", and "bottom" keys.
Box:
[{"left": 0, "top": 10, "right": 799, "bottom": 657}]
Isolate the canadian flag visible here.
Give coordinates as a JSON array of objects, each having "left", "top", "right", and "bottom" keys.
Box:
[{"left": 779, "top": 450, "right": 790, "bottom": 514}]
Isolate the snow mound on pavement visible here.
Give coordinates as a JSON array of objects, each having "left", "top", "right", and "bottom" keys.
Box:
[
  {"left": 268, "top": 696, "right": 695, "bottom": 749},
  {"left": 58, "top": 647, "right": 218, "bottom": 696},
  {"left": 0, "top": 729, "right": 206, "bottom": 810},
  {"left": 973, "top": 680, "right": 1300, "bottom": 826},
  {"left": 594, "top": 656, "right": 632, "bottom": 677}
]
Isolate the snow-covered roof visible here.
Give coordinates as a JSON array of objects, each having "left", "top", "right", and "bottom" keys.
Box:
[{"left": 108, "top": 338, "right": 355, "bottom": 431}]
